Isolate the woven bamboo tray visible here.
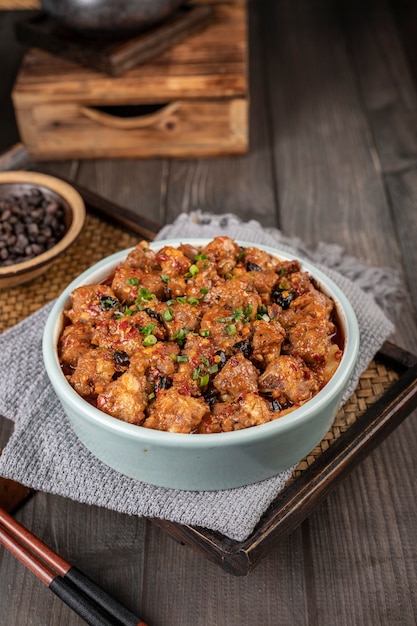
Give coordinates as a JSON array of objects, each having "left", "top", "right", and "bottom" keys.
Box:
[{"left": 1, "top": 146, "right": 417, "bottom": 575}]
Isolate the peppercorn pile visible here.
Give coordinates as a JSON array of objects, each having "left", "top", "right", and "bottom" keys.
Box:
[
  {"left": 59, "top": 236, "right": 343, "bottom": 433},
  {"left": 0, "top": 186, "right": 66, "bottom": 266}
]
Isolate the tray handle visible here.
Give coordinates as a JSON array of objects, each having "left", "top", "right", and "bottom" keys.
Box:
[{"left": 79, "top": 102, "right": 180, "bottom": 130}]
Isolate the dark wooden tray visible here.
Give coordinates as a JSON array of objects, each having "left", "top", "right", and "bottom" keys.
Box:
[{"left": 2, "top": 144, "right": 417, "bottom": 577}]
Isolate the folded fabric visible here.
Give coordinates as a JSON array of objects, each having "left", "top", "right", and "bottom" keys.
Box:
[{"left": 0, "top": 212, "right": 401, "bottom": 541}]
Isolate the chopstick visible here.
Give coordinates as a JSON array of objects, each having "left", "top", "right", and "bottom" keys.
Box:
[{"left": 0, "top": 507, "right": 147, "bottom": 626}]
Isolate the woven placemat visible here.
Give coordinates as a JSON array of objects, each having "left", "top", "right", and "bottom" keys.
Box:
[
  {"left": 0, "top": 214, "right": 399, "bottom": 479},
  {"left": 0, "top": 214, "right": 138, "bottom": 333}
]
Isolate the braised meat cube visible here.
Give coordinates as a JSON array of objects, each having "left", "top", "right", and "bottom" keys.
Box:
[
  {"left": 258, "top": 355, "right": 319, "bottom": 405},
  {"left": 251, "top": 319, "right": 285, "bottom": 364},
  {"left": 97, "top": 371, "right": 147, "bottom": 425},
  {"left": 177, "top": 243, "right": 199, "bottom": 259},
  {"left": 202, "top": 236, "right": 241, "bottom": 276},
  {"left": 213, "top": 352, "right": 258, "bottom": 400},
  {"left": 91, "top": 310, "right": 164, "bottom": 356},
  {"left": 208, "top": 275, "right": 262, "bottom": 316},
  {"left": 243, "top": 269, "right": 280, "bottom": 301},
  {"left": 129, "top": 341, "right": 180, "bottom": 377},
  {"left": 316, "top": 343, "right": 343, "bottom": 386},
  {"left": 183, "top": 263, "right": 222, "bottom": 301},
  {"left": 59, "top": 322, "right": 93, "bottom": 367},
  {"left": 200, "top": 305, "right": 251, "bottom": 355},
  {"left": 171, "top": 334, "right": 217, "bottom": 396},
  {"left": 124, "top": 241, "right": 160, "bottom": 271},
  {"left": 285, "top": 317, "right": 336, "bottom": 367},
  {"left": 242, "top": 246, "right": 281, "bottom": 272},
  {"left": 111, "top": 264, "right": 166, "bottom": 304},
  {"left": 155, "top": 245, "right": 191, "bottom": 277},
  {"left": 70, "top": 348, "right": 116, "bottom": 397},
  {"left": 275, "top": 289, "right": 334, "bottom": 329},
  {"left": 65, "top": 284, "right": 120, "bottom": 325},
  {"left": 159, "top": 301, "right": 200, "bottom": 342},
  {"left": 143, "top": 387, "right": 209, "bottom": 433},
  {"left": 198, "top": 393, "right": 272, "bottom": 433}
]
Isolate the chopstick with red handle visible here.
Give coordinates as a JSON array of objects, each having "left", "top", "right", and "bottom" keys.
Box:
[{"left": 0, "top": 507, "right": 147, "bottom": 626}]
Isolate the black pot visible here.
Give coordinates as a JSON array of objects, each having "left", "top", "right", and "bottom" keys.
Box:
[{"left": 40, "top": 0, "right": 186, "bottom": 35}]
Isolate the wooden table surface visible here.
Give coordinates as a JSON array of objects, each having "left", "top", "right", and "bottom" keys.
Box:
[{"left": 1, "top": 1, "right": 417, "bottom": 624}]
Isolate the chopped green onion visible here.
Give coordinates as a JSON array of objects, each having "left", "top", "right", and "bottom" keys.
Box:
[
  {"left": 176, "top": 296, "right": 187, "bottom": 304},
  {"left": 237, "top": 248, "right": 246, "bottom": 261},
  {"left": 200, "top": 286, "right": 209, "bottom": 295},
  {"left": 177, "top": 355, "right": 189, "bottom": 363},
  {"left": 225, "top": 324, "right": 237, "bottom": 336},
  {"left": 163, "top": 308, "right": 174, "bottom": 322},
  {"left": 200, "top": 357, "right": 210, "bottom": 367},
  {"left": 216, "top": 316, "right": 233, "bottom": 323},
  {"left": 188, "top": 264, "right": 199, "bottom": 276},
  {"left": 262, "top": 313, "right": 271, "bottom": 322},
  {"left": 232, "top": 308, "right": 244, "bottom": 321},
  {"left": 142, "top": 335, "right": 157, "bottom": 346},
  {"left": 199, "top": 374, "right": 210, "bottom": 387},
  {"left": 187, "top": 297, "right": 199, "bottom": 305},
  {"left": 257, "top": 305, "right": 268, "bottom": 315},
  {"left": 148, "top": 392, "right": 155, "bottom": 401},
  {"left": 194, "top": 253, "right": 208, "bottom": 261},
  {"left": 208, "top": 364, "right": 218, "bottom": 374},
  {"left": 126, "top": 277, "right": 139, "bottom": 286},
  {"left": 200, "top": 329, "right": 210, "bottom": 337},
  {"left": 140, "top": 323, "right": 156, "bottom": 336},
  {"left": 166, "top": 299, "right": 175, "bottom": 306},
  {"left": 173, "top": 328, "right": 190, "bottom": 343},
  {"left": 137, "top": 287, "right": 155, "bottom": 302},
  {"left": 124, "top": 306, "right": 134, "bottom": 316},
  {"left": 192, "top": 367, "right": 200, "bottom": 380},
  {"left": 160, "top": 274, "right": 171, "bottom": 283}
]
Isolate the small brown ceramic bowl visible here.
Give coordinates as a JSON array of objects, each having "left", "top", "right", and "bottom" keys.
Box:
[{"left": 0, "top": 171, "right": 85, "bottom": 289}]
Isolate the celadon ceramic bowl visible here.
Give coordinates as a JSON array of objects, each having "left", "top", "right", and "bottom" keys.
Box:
[{"left": 42, "top": 239, "right": 360, "bottom": 491}]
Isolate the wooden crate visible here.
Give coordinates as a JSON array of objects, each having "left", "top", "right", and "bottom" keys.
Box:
[{"left": 12, "top": 2, "right": 248, "bottom": 160}]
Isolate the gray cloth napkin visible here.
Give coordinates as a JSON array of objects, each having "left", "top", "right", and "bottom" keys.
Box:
[{"left": 0, "top": 212, "right": 401, "bottom": 541}]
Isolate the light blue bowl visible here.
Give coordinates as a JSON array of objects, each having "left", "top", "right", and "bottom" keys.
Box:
[{"left": 43, "top": 239, "right": 360, "bottom": 491}]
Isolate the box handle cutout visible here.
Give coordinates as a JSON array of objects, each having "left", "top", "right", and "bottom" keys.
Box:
[{"left": 79, "top": 102, "right": 180, "bottom": 130}]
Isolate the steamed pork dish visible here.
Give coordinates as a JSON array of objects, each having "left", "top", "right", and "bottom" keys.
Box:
[{"left": 59, "top": 237, "right": 343, "bottom": 434}]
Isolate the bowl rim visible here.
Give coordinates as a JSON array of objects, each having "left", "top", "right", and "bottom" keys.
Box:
[
  {"left": 0, "top": 170, "right": 85, "bottom": 278},
  {"left": 43, "top": 238, "right": 360, "bottom": 448}
]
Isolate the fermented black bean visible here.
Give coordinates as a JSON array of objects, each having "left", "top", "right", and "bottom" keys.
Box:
[{"left": 0, "top": 188, "right": 66, "bottom": 267}]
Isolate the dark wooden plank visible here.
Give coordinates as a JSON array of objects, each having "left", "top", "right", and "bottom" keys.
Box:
[
  {"left": 75, "top": 159, "right": 167, "bottom": 230},
  {"left": 389, "top": 0, "right": 417, "bottom": 95},
  {"left": 0, "top": 492, "right": 149, "bottom": 626},
  {"left": 143, "top": 521, "right": 308, "bottom": 626},
  {"left": 261, "top": 1, "right": 417, "bottom": 624},
  {"left": 385, "top": 168, "right": 417, "bottom": 314},
  {"left": 164, "top": 0, "right": 278, "bottom": 227},
  {"left": 340, "top": 0, "right": 417, "bottom": 174}
]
